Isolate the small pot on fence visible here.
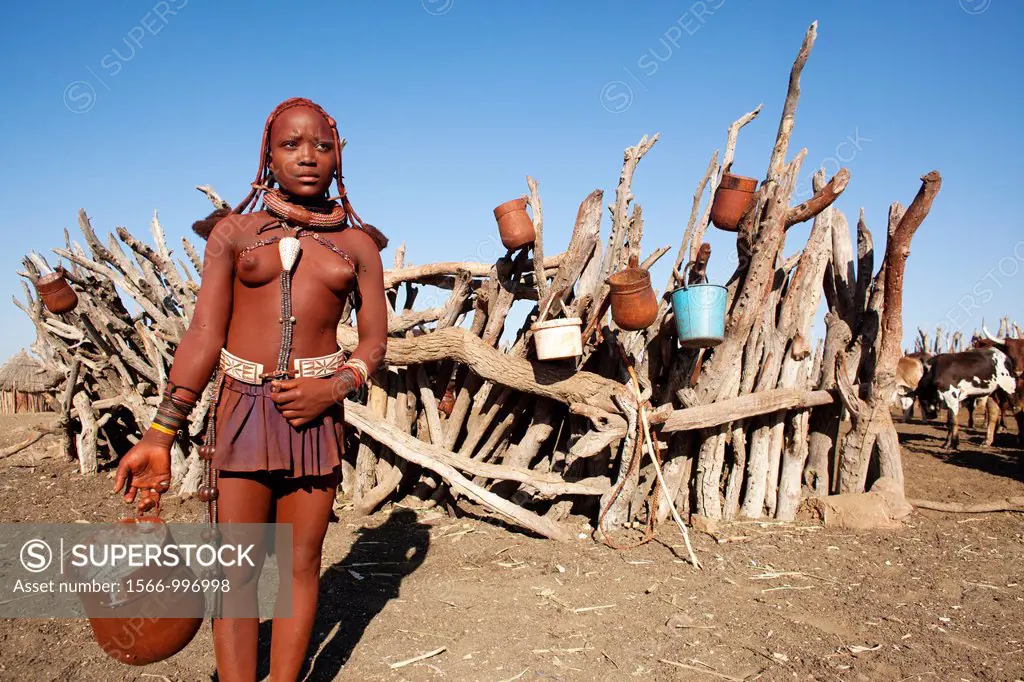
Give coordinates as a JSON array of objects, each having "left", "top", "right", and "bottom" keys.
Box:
[
  {"left": 670, "top": 265, "right": 727, "bottom": 348},
  {"left": 493, "top": 198, "right": 536, "bottom": 251},
  {"left": 77, "top": 516, "right": 204, "bottom": 666},
  {"left": 33, "top": 267, "right": 78, "bottom": 315},
  {"left": 607, "top": 255, "right": 658, "bottom": 331},
  {"left": 710, "top": 172, "right": 758, "bottom": 232},
  {"left": 438, "top": 380, "right": 457, "bottom": 417},
  {"left": 532, "top": 317, "right": 583, "bottom": 360}
]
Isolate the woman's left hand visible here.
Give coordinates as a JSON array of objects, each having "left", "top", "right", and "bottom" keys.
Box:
[{"left": 269, "top": 375, "right": 355, "bottom": 427}]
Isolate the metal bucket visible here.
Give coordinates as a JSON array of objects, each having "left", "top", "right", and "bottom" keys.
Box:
[{"left": 670, "top": 282, "right": 727, "bottom": 348}]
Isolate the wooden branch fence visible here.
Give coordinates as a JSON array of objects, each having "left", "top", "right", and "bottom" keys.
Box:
[{"left": 16, "top": 23, "right": 944, "bottom": 550}]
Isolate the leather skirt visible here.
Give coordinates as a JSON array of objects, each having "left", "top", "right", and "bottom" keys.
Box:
[{"left": 211, "top": 376, "right": 344, "bottom": 479}]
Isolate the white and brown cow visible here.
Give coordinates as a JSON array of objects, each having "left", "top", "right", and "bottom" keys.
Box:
[
  {"left": 978, "top": 326, "right": 1024, "bottom": 376},
  {"left": 914, "top": 347, "right": 1017, "bottom": 450},
  {"left": 968, "top": 328, "right": 1024, "bottom": 431}
]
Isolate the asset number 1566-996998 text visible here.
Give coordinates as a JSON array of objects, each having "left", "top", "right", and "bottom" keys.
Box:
[{"left": 126, "top": 579, "right": 230, "bottom": 593}]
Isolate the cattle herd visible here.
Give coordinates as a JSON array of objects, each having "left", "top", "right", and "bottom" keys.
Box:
[{"left": 895, "top": 327, "right": 1024, "bottom": 452}]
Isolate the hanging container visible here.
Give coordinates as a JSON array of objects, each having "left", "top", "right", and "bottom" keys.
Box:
[
  {"left": 438, "top": 380, "right": 456, "bottom": 417},
  {"left": 532, "top": 317, "right": 583, "bottom": 360},
  {"left": 77, "top": 516, "right": 204, "bottom": 666},
  {"left": 34, "top": 267, "right": 78, "bottom": 314},
  {"left": 607, "top": 255, "right": 658, "bottom": 331},
  {"left": 670, "top": 269, "right": 727, "bottom": 348},
  {"left": 493, "top": 198, "right": 536, "bottom": 250},
  {"left": 710, "top": 172, "right": 758, "bottom": 231}
]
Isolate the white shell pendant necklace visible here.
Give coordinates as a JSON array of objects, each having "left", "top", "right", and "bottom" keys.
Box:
[
  {"left": 274, "top": 225, "right": 302, "bottom": 376},
  {"left": 278, "top": 234, "right": 301, "bottom": 271}
]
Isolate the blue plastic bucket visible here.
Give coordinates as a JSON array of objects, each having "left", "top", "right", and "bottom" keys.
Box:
[{"left": 671, "top": 282, "right": 727, "bottom": 348}]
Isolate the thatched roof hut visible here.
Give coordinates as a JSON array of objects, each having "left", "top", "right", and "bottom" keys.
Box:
[{"left": 0, "top": 350, "right": 61, "bottom": 413}]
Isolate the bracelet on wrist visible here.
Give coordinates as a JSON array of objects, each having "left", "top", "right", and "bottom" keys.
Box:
[
  {"left": 343, "top": 359, "right": 369, "bottom": 385},
  {"left": 346, "top": 367, "right": 364, "bottom": 390},
  {"left": 149, "top": 422, "right": 178, "bottom": 436},
  {"left": 333, "top": 366, "right": 363, "bottom": 395},
  {"left": 150, "top": 386, "right": 198, "bottom": 437}
]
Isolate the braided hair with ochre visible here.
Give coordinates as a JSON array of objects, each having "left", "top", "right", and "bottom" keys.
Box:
[{"left": 193, "top": 97, "right": 387, "bottom": 250}]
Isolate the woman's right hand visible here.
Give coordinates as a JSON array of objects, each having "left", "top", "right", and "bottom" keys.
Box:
[{"left": 113, "top": 435, "right": 173, "bottom": 514}]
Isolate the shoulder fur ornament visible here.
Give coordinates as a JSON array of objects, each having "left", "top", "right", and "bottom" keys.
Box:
[
  {"left": 191, "top": 207, "right": 232, "bottom": 241},
  {"left": 190, "top": 206, "right": 387, "bottom": 252}
]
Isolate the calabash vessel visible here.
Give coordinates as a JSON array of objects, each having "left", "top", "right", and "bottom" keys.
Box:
[{"left": 78, "top": 516, "right": 204, "bottom": 666}]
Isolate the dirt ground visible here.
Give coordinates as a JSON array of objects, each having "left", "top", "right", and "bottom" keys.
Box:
[{"left": 0, "top": 409, "right": 1021, "bottom": 682}]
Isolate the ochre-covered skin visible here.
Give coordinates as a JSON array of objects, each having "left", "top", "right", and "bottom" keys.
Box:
[
  {"left": 194, "top": 206, "right": 386, "bottom": 413},
  {"left": 110, "top": 100, "right": 389, "bottom": 678},
  {"left": 114, "top": 103, "right": 388, "bottom": 511}
]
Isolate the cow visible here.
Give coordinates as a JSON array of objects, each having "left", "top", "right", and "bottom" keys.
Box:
[
  {"left": 986, "top": 376, "right": 1024, "bottom": 448},
  {"left": 964, "top": 374, "right": 1024, "bottom": 452},
  {"left": 976, "top": 368, "right": 1024, "bottom": 447},
  {"left": 893, "top": 354, "right": 927, "bottom": 420},
  {"left": 914, "top": 347, "right": 1017, "bottom": 450},
  {"left": 970, "top": 329, "right": 1024, "bottom": 431},
  {"left": 979, "top": 327, "right": 1024, "bottom": 376},
  {"left": 1011, "top": 378, "right": 1024, "bottom": 449}
]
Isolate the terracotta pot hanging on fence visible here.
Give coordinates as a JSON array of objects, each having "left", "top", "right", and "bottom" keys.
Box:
[
  {"left": 710, "top": 172, "right": 759, "bottom": 232},
  {"left": 438, "top": 380, "right": 457, "bottom": 417},
  {"left": 607, "top": 255, "right": 658, "bottom": 331},
  {"left": 493, "top": 198, "right": 536, "bottom": 250},
  {"left": 33, "top": 267, "right": 78, "bottom": 315}
]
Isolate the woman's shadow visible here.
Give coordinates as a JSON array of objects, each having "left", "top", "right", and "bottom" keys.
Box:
[{"left": 254, "top": 508, "right": 430, "bottom": 681}]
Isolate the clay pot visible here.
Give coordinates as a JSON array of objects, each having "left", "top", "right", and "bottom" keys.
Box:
[
  {"left": 493, "top": 198, "right": 536, "bottom": 250},
  {"left": 607, "top": 255, "right": 658, "bottom": 331},
  {"left": 438, "top": 381, "right": 456, "bottom": 417},
  {"left": 34, "top": 267, "right": 78, "bottom": 314},
  {"left": 710, "top": 173, "right": 758, "bottom": 231},
  {"left": 77, "top": 517, "right": 204, "bottom": 666}
]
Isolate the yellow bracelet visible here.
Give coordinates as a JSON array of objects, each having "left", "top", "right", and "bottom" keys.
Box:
[{"left": 150, "top": 423, "right": 177, "bottom": 436}]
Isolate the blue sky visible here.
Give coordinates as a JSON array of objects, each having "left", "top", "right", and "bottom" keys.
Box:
[{"left": 0, "top": 0, "right": 1021, "bottom": 362}]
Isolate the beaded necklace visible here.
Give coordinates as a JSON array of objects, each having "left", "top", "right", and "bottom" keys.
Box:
[
  {"left": 244, "top": 187, "right": 353, "bottom": 374},
  {"left": 243, "top": 196, "right": 356, "bottom": 378},
  {"left": 197, "top": 201, "right": 358, "bottom": 547}
]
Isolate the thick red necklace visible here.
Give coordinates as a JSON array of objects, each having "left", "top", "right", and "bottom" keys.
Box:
[{"left": 261, "top": 188, "right": 347, "bottom": 228}]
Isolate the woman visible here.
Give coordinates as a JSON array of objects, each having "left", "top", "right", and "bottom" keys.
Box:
[{"left": 112, "top": 97, "right": 389, "bottom": 680}]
